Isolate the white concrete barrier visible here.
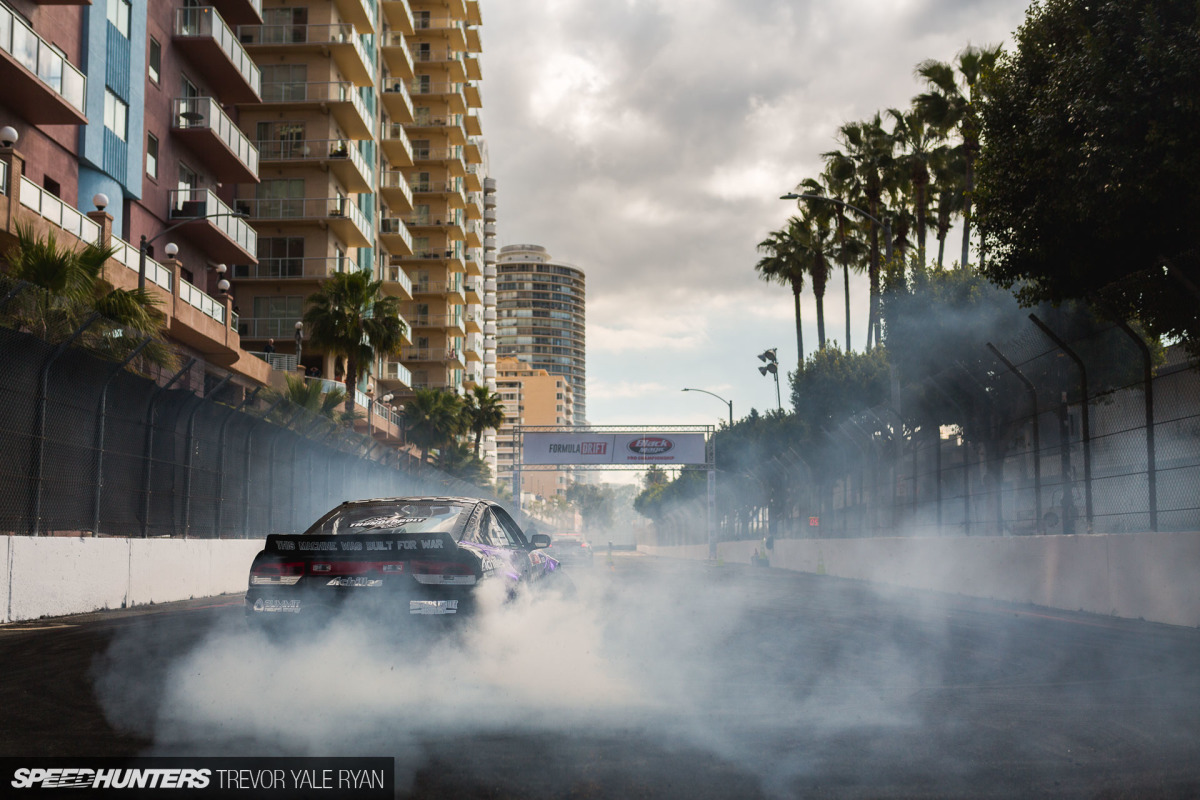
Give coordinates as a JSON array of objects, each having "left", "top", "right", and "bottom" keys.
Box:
[
  {"left": 2, "top": 536, "right": 265, "bottom": 624},
  {"left": 642, "top": 532, "right": 1200, "bottom": 628}
]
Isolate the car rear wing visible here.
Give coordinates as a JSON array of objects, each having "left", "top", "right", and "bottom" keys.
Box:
[{"left": 264, "top": 532, "right": 458, "bottom": 558}]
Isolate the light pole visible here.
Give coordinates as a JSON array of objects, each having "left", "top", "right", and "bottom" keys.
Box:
[
  {"left": 682, "top": 387, "right": 733, "bottom": 427},
  {"left": 780, "top": 192, "right": 892, "bottom": 268},
  {"left": 294, "top": 320, "right": 304, "bottom": 369},
  {"left": 136, "top": 209, "right": 249, "bottom": 292},
  {"left": 758, "top": 348, "right": 781, "bottom": 411}
]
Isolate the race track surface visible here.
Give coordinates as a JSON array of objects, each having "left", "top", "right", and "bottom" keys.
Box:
[{"left": 2, "top": 553, "right": 1198, "bottom": 799}]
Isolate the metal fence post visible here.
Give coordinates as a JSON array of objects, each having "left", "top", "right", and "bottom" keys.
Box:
[
  {"left": 1029, "top": 314, "right": 1094, "bottom": 532},
  {"left": 31, "top": 313, "right": 101, "bottom": 535},
  {"left": 92, "top": 337, "right": 151, "bottom": 537},
  {"left": 213, "top": 387, "right": 259, "bottom": 538},
  {"left": 988, "top": 343, "right": 1043, "bottom": 534},
  {"left": 1115, "top": 320, "right": 1157, "bottom": 532},
  {"left": 141, "top": 358, "right": 197, "bottom": 538}
]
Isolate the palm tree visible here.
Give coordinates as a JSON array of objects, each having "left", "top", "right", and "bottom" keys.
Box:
[
  {"left": 274, "top": 373, "right": 361, "bottom": 426},
  {"left": 302, "top": 269, "right": 406, "bottom": 414},
  {"left": 929, "top": 151, "right": 965, "bottom": 268},
  {"left": 825, "top": 113, "right": 895, "bottom": 349},
  {"left": 756, "top": 221, "right": 806, "bottom": 367},
  {"left": 888, "top": 105, "right": 946, "bottom": 271},
  {"left": 816, "top": 167, "right": 869, "bottom": 351},
  {"left": 3, "top": 225, "right": 173, "bottom": 368},
  {"left": 915, "top": 44, "right": 1003, "bottom": 269},
  {"left": 403, "top": 387, "right": 464, "bottom": 466},
  {"left": 461, "top": 384, "right": 505, "bottom": 458}
]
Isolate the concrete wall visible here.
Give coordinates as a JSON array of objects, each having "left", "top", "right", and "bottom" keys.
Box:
[
  {"left": 2, "top": 536, "right": 264, "bottom": 624},
  {"left": 642, "top": 532, "right": 1200, "bottom": 629}
]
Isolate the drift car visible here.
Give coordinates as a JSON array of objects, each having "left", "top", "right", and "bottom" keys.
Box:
[
  {"left": 245, "top": 497, "right": 561, "bottom": 624},
  {"left": 546, "top": 533, "right": 594, "bottom": 568}
]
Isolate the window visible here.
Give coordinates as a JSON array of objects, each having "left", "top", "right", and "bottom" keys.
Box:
[
  {"left": 107, "top": 0, "right": 130, "bottom": 38},
  {"left": 148, "top": 38, "right": 161, "bottom": 83},
  {"left": 257, "top": 237, "right": 304, "bottom": 277},
  {"left": 104, "top": 89, "right": 128, "bottom": 141},
  {"left": 146, "top": 134, "right": 158, "bottom": 178}
]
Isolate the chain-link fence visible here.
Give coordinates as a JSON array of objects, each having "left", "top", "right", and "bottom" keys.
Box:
[
  {"left": 0, "top": 290, "right": 493, "bottom": 539},
  {"left": 761, "top": 318, "right": 1200, "bottom": 540}
]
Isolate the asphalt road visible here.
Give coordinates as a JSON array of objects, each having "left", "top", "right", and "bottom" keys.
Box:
[{"left": 2, "top": 553, "right": 1199, "bottom": 799}]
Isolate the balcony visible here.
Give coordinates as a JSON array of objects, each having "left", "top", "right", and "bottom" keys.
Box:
[
  {"left": 380, "top": 123, "right": 414, "bottom": 168},
  {"left": 462, "top": 279, "right": 482, "bottom": 304},
  {"left": 171, "top": 97, "right": 259, "bottom": 183},
  {"left": 411, "top": 279, "right": 464, "bottom": 300},
  {"left": 464, "top": 53, "right": 481, "bottom": 81},
  {"left": 412, "top": 146, "right": 465, "bottom": 176},
  {"left": 404, "top": 215, "right": 464, "bottom": 242},
  {"left": 409, "top": 80, "right": 466, "bottom": 115},
  {"left": 238, "top": 196, "right": 371, "bottom": 247},
  {"left": 209, "top": 0, "right": 262, "bottom": 26},
  {"left": 257, "top": 138, "right": 371, "bottom": 193},
  {"left": 466, "top": 0, "right": 481, "bottom": 26},
  {"left": 463, "top": 82, "right": 481, "bottom": 109},
  {"left": 381, "top": 80, "right": 415, "bottom": 124},
  {"left": 333, "top": 0, "right": 376, "bottom": 33},
  {"left": 401, "top": 346, "right": 462, "bottom": 364},
  {"left": 410, "top": 179, "right": 465, "bottom": 208},
  {"left": 409, "top": 114, "right": 465, "bottom": 146},
  {"left": 238, "top": 24, "right": 372, "bottom": 86},
  {"left": 410, "top": 47, "right": 466, "bottom": 82},
  {"left": 413, "top": 16, "right": 466, "bottom": 52},
  {"left": 405, "top": 312, "right": 465, "bottom": 334},
  {"left": 464, "top": 110, "right": 482, "bottom": 138},
  {"left": 379, "top": 217, "right": 414, "bottom": 255},
  {"left": 393, "top": 249, "right": 464, "bottom": 271},
  {"left": 464, "top": 219, "right": 482, "bottom": 248},
  {"left": 0, "top": 4, "right": 87, "bottom": 124},
  {"left": 256, "top": 81, "right": 371, "bottom": 139},
  {"left": 380, "top": 359, "right": 413, "bottom": 388},
  {"left": 231, "top": 256, "right": 355, "bottom": 281},
  {"left": 379, "top": 170, "right": 414, "bottom": 212},
  {"left": 464, "top": 308, "right": 482, "bottom": 334},
  {"left": 381, "top": 1, "right": 415, "bottom": 35},
  {"left": 464, "top": 138, "right": 482, "bottom": 164},
  {"left": 168, "top": 188, "right": 257, "bottom": 263},
  {"left": 172, "top": 8, "right": 261, "bottom": 104},
  {"left": 463, "top": 191, "right": 482, "bottom": 219},
  {"left": 380, "top": 264, "right": 413, "bottom": 299},
  {"left": 380, "top": 32, "right": 414, "bottom": 79},
  {"left": 465, "top": 26, "right": 481, "bottom": 54}
]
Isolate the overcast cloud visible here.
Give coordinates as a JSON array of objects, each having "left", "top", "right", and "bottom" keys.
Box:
[{"left": 480, "top": 0, "right": 1032, "bottom": 428}]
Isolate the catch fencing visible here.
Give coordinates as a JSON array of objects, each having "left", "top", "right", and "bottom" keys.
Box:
[
  {"left": 0, "top": 295, "right": 490, "bottom": 539},
  {"left": 766, "top": 318, "right": 1200, "bottom": 540}
]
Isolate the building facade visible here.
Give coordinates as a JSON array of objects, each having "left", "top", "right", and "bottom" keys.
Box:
[
  {"left": 494, "top": 356, "right": 573, "bottom": 501},
  {"left": 494, "top": 243, "right": 586, "bottom": 423}
]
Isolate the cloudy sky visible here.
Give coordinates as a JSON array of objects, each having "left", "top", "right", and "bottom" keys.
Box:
[{"left": 479, "top": 0, "right": 1032, "bottom": 429}]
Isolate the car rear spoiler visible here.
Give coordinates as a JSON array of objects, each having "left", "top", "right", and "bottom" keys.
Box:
[{"left": 264, "top": 532, "right": 458, "bottom": 557}]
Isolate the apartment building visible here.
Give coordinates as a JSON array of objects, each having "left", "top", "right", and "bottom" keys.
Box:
[
  {"left": 494, "top": 356, "right": 574, "bottom": 501},
  {"left": 0, "top": 0, "right": 269, "bottom": 388},
  {"left": 495, "top": 243, "right": 586, "bottom": 422}
]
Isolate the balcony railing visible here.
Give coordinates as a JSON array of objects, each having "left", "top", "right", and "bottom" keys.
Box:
[
  {"left": 380, "top": 32, "right": 415, "bottom": 77},
  {"left": 173, "top": 7, "right": 261, "bottom": 99},
  {"left": 383, "top": 265, "right": 413, "bottom": 295},
  {"left": 239, "top": 196, "right": 369, "bottom": 235},
  {"left": 381, "top": 123, "right": 414, "bottom": 164},
  {"left": 172, "top": 97, "right": 259, "bottom": 178},
  {"left": 168, "top": 188, "right": 257, "bottom": 258},
  {"left": 110, "top": 236, "right": 172, "bottom": 292},
  {"left": 381, "top": 360, "right": 414, "bottom": 387},
  {"left": 256, "top": 138, "right": 368, "bottom": 189},
  {"left": 381, "top": 81, "right": 415, "bottom": 121},
  {"left": 401, "top": 346, "right": 461, "bottom": 363},
  {"left": 0, "top": 4, "right": 86, "bottom": 119},
  {"left": 252, "top": 351, "right": 298, "bottom": 372},
  {"left": 18, "top": 177, "right": 100, "bottom": 245},
  {"left": 379, "top": 170, "right": 414, "bottom": 208},
  {"left": 379, "top": 217, "right": 414, "bottom": 253},
  {"left": 412, "top": 146, "right": 463, "bottom": 162},
  {"left": 237, "top": 317, "right": 304, "bottom": 339},
  {"left": 406, "top": 313, "right": 464, "bottom": 329},
  {"left": 260, "top": 81, "right": 370, "bottom": 136},
  {"left": 237, "top": 23, "right": 371, "bottom": 84},
  {"left": 232, "top": 256, "right": 356, "bottom": 280},
  {"left": 409, "top": 80, "right": 462, "bottom": 97},
  {"left": 180, "top": 278, "right": 226, "bottom": 324},
  {"left": 412, "top": 280, "right": 463, "bottom": 295}
]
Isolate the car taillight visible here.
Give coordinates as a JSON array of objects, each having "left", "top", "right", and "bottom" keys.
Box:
[
  {"left": 250, "top": 561, "right": 305, "bottom": 586},
  {"left": 308, "top": 562, "right": 371, "bottom": 576},
  {"left": 411, "top": 560, "right": 477, "bottom": 585}
]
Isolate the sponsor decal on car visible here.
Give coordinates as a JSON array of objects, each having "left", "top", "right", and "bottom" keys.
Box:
[
  {"left": 628, "top": 437, "right": 674, "bottom": 455},
  {"left": 409, "top": 600, "right": 459, "bottom": 615},
  {"left": 326, "top": 577, "right": 383, "bottom": 587},
  {"left": 252, "top": 598, "right": 301, "bottom": 613},
  {"left": 348, "top": 515, "right": 429, "bottom": 529}
]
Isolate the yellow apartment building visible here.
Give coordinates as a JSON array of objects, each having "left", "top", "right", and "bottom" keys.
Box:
[{"left": 494, "top": 356, "right": 574, "bottom": 501}]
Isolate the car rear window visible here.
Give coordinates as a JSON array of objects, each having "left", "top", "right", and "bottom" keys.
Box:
[{"left": 304, "top": 502, "right": 470, "bottom": 536}]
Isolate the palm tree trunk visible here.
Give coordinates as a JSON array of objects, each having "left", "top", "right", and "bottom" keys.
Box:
[
  {"left": 473, "top": 428, "right": 483, "bottom": 458},
  {"left": 344, "top": 355, "right": 357, "bottom": 416},
  {"left": 843, "top": 261, "right": 851, "bottom": 351},
  {"left": 792, "top": 283, "right": 804, "bottom": 369},
  {"left": 960, "top": 159, "right": 974, "bottom": 268}
]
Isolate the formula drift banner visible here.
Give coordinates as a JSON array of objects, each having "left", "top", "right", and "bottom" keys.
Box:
[{"left": 522, "top": 433, "right": 708, "bottom": 465}]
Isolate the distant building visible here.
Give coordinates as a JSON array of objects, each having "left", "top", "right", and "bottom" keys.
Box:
[
  {"left": 495, "top": 243, "right": 586, "bottom": 423},
  {"left": 494, "top": 357, "right": 574, "bottom": 501}
]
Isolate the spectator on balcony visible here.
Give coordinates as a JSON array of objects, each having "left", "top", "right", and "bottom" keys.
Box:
[{"left": 263, "top": 338, "right": 276, "bottom": 354}]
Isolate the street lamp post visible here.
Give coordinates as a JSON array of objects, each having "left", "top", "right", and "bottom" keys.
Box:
[
  {"left": 294, "top": 320, "right": 304, "bottom": 368},
  {"left": 780, "top": 192, "right": 892, "bottom": 269},
  {"left": 758, "top": 348, "right": 781, "bottom": 411},
  {"left": 136, "top": 210, "right": 249, "bottom": 292},
  {"left": 682, "top": 387, "right": 733, "bottom": 427}
]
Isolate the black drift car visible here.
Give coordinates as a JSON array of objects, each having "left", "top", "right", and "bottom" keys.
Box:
[{"left": 245, "top": 497, "right": 562, "bottom": 625}]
